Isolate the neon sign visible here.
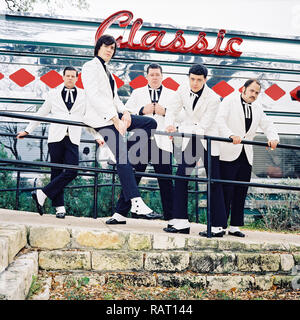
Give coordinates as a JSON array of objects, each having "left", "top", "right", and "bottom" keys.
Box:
[{"left": 95, "top": 10, "right": 243, "bottom": 57}]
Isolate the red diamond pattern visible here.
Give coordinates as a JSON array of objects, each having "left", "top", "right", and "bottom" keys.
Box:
[
  {"left": 129, "top": 75, "right": 148, "bottom": 89},
  {"left": 40, "top": 70, "right": 63, "bottom": 88},
  {"left": 212, "top": 80, "right": 234, "bottom": 98},
  {"left": 5, "top": 68, "right": 296, "bottom": 104},
  {"left": 112, "top": 74, "right": 125, "bottom": 89},
  {"left": 265, "top": 84, "right": 286, "bottom": 101},
  {"left": 162, "top": 77, "right": 180, "bottom": 91},
  {"left": 75, "top": 73, "right": 84, "bottom": 89},
  {"left": 290, "top": 86, "right": 300, "bottom": 101},
  {"left": 9, "top": 68, "right": 35, "bottom": 87}
]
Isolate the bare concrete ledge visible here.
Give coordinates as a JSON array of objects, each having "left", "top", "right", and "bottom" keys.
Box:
[{"left": 0, "top": 209, "right": 299, "bottom": 253}]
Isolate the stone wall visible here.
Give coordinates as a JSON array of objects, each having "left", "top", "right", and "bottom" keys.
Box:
[{"left": 0, "top": 223, "right": 299, "bottom": 299}]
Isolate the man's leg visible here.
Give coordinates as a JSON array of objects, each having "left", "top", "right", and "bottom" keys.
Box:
[
  {"left": 47, "top": 140, "right": 65, "bottom": 207},
  {"left": 42, "top": 136, "right": 79, "bottom": 207},
  {"left": 219, "top": 159, "right": 240, "bottom": 227},
  {"left": 114, "top": 162, "right": 147, "bottom": 217},
  {"left": 230, "top": 151, "right": 252, "bottom": 230},
  {"left": 203, "top": 152, "right": 228, "bottom": 227},
  {"left": 151, "top": 142, "right": 173, "bottom": 221},
  {"left": 107, "top": 114, "right": 158, "bottom": 223},
  {"left": 199, "top": 151, "right": 228, "bottom": 237},
  {"left": 164, "top": 136, "right": 200, "bottom": 234},
  {"left": 97, "top": 124, "right": 158, "bottom": 224}
]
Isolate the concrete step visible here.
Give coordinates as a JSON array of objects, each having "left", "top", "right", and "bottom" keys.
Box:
[
  {"left": 0, "top": 251, "right": 38, "bottom": 300},
  {"left": 0, "top": 224, "right": 27, "bottom": 272}
]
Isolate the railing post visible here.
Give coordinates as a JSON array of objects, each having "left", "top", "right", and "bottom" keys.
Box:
[
  {"left": 111, "top": 164, "right": 116, "bottom": 216},
  {"left": 93, "top": 142, "right": 99, "bottom": 219},
  {"left": 195, "top": 165, "right": 199, "bottom": 223},
  {"left": 15, "top": 171, "right": 20, "bottom": 210},
  {"left": 206, "top": 137, "right": 212, "bottom": 238}
]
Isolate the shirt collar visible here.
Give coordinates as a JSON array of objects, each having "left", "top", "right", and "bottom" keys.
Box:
[
  {"left": 191, "top": 85, "right": 204, "bottom": 97},
  {"left": 148, "top": 84, "right": 162, "bottom": 91},
  {"left": 96, "top": 56, "right": 107, "bottom": 68},
  {"left": 241, "top": 95, "right": 251, "bottom": 105}
]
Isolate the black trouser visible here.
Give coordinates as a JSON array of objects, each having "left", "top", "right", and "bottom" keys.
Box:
[
  {"left": 42, "top": 136, "right": 78, "bottom": 207},
  {"left": 115, "top": 139, "right": 173, "bottom": 220},
  {"left": 95, "top": 114, "right": 157, "bottom": 202},
  {"left": 220, "top": 148, "right": 252, "bottom": 227},
  {"left": 171, "top": 136, "right": 227, "bottom": 227}
]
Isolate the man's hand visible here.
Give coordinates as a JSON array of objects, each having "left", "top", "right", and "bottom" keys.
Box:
[
  {"left": 112, "top": 117, "right": 127, "bottom": 136},
  {"left": 143, "top": 103, "right": 155, "bottom": 115},
  {"left": 16, "top": 131, "right": 28, "bottom": 139},
  {"left": 230, "top": 135, "right": 242, "bottom": 144},
  {"left": 121, "top": 111, "right": 131, "bottom": 129},
  {"left": 267, "top": 140, "right": 279, "bottom": 150},
  {"left": 166, "top": 125, "right": 177, "bottom": 140},
  {"left": 96, "top": 139, "right": 105, "bottom": 147},
  {"left": 154, "top": 103, "right": 166, "bottom": 116}
]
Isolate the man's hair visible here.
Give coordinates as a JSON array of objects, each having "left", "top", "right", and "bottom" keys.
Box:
[
  {"left": 146, "top": 63, "right": 162, "bottom": 74},
  {"left": 243, "top": 79, "right": 261, "bottom": 89},
  {"left": 188, "top": 64, "right": 208, "bottom": 78},
  {"left": 63, "top": 66, "right": 78, "bottom": 77},
  {"left": 94, "top": 35, "right": 117, "bottom": 57}
]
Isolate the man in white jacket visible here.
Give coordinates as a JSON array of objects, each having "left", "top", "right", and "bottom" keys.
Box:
[
  {"left": 17, "top": 66, "right": 100, "bottom": 218},
  {"left": 110, "top": 63, "right": 174, "bottom": 222},
  {"left": 81, "top": 35, "right": 158, "bottom": 224},
  {"left": 164, "top": 64, "right": 227, "bottom": 236},
  {"left": 216, "top": 79, "right": 279, "bottom": 237}
]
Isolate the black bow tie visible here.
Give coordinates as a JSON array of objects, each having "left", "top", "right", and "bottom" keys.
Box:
[
  {"left": 64, "top": 88, "right": 75, "bottom": 103},
  {"left": 149, "top": 88, "right": 160, "bottom": 102},
  {"left": 242, "top": 101, "right": 252, "bottom": 119}
]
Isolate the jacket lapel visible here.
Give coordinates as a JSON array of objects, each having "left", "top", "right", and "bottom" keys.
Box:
[
  {"left": 246, "top": 102, "right": 259, "bottom": 135},
  {"left": 234, "top": 94, "right": 246, "bottom": 134},
  {"left": 56, "top": 85, "right": 70, "bottom": 112},
  {"left": 192, "top": 85, "right": 208, "bottom": 114},
  {"left": 94, "top": 57, "right": 113, "bottom": 98}
]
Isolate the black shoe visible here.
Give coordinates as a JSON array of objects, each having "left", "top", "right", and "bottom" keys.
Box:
[
  {"left": 228, "top": 231, "right": 245, "bottom": 237},
  {"left": 106, "top": 218, "right": 126, "bottom": 225},
  {"left": 163, "top": 226, "right": 190, "bottom": 234},
  {"left": 199, "top": 230, "right": 225, "bottom": 238},
  {"left": 31, "top": 191, "right": 44, "bottom": 216},
  {"left": 56, "top": 212, "right": 65, "bottom": 219},
  {"left": 131, "top": 211, "right": 162, "bottom": 220}
]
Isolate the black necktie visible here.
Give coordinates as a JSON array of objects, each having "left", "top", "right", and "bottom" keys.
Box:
[
  {"left": 243, "top": 102, "right": 252, "bottom": 119},
  {"left": 242, "top": 100, "right": 252, "bottom": 132},
  {"left": 149, "top": 88, "right": 159, "bottom": 103},
  {"left": 190, "top": 91, "right": 199, "bottom": 110}
]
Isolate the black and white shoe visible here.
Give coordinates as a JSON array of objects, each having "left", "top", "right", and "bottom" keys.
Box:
[
  {"left": 199, "top": 230, "right": 225, "bottom": 238},
  {"left": 31, "top": 190, "right": 44, "bottom": 216},
  {"left": 106, "top": 218, "right": 126, "bottom": 225},
  {"left": 163, "top": 226, "right": 190, "bottom": 234},
  {"left": 131, "top": 211, "right": 162, "bottom": 220}
]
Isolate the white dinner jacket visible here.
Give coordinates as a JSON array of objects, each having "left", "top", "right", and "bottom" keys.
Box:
[
  {"left": 25, "top": 85, "right": 99, "bottom": 145},
  {"left": 216, "top": 92, "right": 279, "bottom": 165},
  {"left": 125, "top": 85, "right": 175, "bottom": 153},
  {"left": 81, "top": 57, "right": 126, "bottom": 128},
  {"left": 165, "top": 83, "right": 221, "bottom": 156}
]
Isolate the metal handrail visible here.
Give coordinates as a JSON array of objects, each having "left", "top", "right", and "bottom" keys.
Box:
[{"left": 0, "top": 111, "right": 299, "bottom": 237}]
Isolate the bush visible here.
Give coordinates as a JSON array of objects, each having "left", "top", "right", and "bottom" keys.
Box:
[{"left": 249, "top": 180, "right": 300, "bottom": 231}]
